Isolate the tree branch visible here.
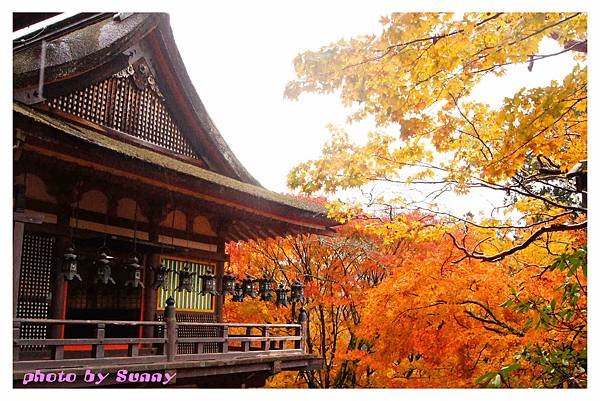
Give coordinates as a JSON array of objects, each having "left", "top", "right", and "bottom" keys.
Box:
[
  {"left": 448, "top": 221, "right": 586, "bottom": 262},
  {"left": 459, "top": 300, "right": 524, "bottom": 336}
]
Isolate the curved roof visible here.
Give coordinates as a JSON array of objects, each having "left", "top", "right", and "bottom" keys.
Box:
[
  {"left": 13, "top": 13, "right": 338, "bottom": 239},
  {"left": 14, "top": 12, "right": 260, "bottom": 186}
]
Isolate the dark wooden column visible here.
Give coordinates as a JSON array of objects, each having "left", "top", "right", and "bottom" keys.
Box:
[
  {"left": 13, "top": 212, "right": 45, "bottom": 317},
  {"left": 13, "top": 219, "right": 24, "bottom": 318},
  {"left": 48, "top": 200, "right": 72, "bottom": 338},
  {"left": 46, "top": 178, "right": 80, "bottom": 339},
  {"left": 14, "top": 170, "right": 47, "bottom": 318},
  {"left": 141, "top": 200, "right": 167, "bottom": 340},
  {"left": 213, "top": 218, "right": 230, "bottom": 323},
  {"left": 13, "top": 140, "right": 26, "bottom": 318},
  {"left": 215, "top": 238, "right": 226, "bottom": 322},
  {"left": 142, "top": 252, "right": 160, "bottom": 339}
]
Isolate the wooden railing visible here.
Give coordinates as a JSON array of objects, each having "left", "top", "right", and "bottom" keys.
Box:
[{"left": 13, "top": 299, "right": 308, "bottom": 370}]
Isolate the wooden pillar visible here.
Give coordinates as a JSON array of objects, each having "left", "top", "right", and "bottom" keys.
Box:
[
  {"left": 49, "top": 207, "right": 70, "bottom": 339},
  {"left": 13, "top": 321, "right": 22, "bottom": 361},
  {"left": 14, "top": 213, "right": 50, "bottom": 331},
  {"left": 13, "top": 174, "right": 27, "bottom": 318},
  {"left": 142, "top": 253, "right": 160, "bottom": 340},
  {"left": 298, "top": 306, "right": 308, "bottom": 353},
  {"left": 45, "top": 178, "right": 80, "bottom": 339},
  {"left": 141, "top": 205, "right": 164, "bottom": 340},
  {"left": 215, "top": 238, "right": 225, "bottom": 323},
  {"left": 93, "top": 323, "right": 105, "bottom": 358}
]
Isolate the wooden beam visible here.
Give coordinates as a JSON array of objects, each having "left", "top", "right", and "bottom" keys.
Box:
[
  {"left": 23, "top": 222, "right": 228, "bottom": 263},
  {"left": 19, "top": 146, "right": 332, "bottom": 241},
  {"left": 25, "top": 198, "right": 220, "bottom": 245},
  {"left": 227, "top": 223, "right": 252, "bottom": 243},
  {"left": 13, "top": 221, "right": 24, "bottom": 318},
  {"left": 235, "top": 221, "right": 258, "bottom": 243},
  {"left": 16, "top": 126, "right": 331, "bottom": 230},
  {"left": 237, "top": 220, "right": 266, "bottom": 241}
]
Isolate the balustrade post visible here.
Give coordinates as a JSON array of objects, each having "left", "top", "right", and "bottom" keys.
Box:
[
  {"left": 92, "top": 323, "right": 105, "bottom": 358},
  {"left": 243, "top": 326, "right": 252, "bottom": 352},
  {"left": 13, "top": 321, "right": 21, "bottom": 362},
  {"left": 298, "top": 306, "right": 308, "bottom": 353},
  {"left": 261, "top": 326, "right": 270, "bottom": 351},
  {"left": 165, "top": 297, "right": 177, "bottom": 362},
  {"left": 221, "top": 325, "right": 228, "bottom": 353}
]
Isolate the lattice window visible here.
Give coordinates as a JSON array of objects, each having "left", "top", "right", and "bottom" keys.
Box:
[
  {"left": 17, "top": 233, "right": 55, "bottom": 350},
  {"left": 157, "top": 258, "right": 214, "bottom": 311},
  {"left": 45, "top": 60, "right": 198, "bottom": 159},
  {"left": 156, "top": 311, "right": 220, "bottom": 354},
  {"left": 155, "top": 258, "right": 216, "bottom": 354}
]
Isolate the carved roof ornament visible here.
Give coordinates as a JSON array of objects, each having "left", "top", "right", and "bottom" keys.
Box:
[{"left": 113, "top": 58, "right": 164, "bottom": 99}]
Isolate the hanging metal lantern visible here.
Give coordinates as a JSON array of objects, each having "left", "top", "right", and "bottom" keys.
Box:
[
  {"left": 151, "top": 262, "right": 172, "bottom": 291},
  {"left": 222, "top": 271, "right": 235, "bottom": 295},
  {"left": 232, "top": 282, "right": 244, "bottom": 302},
  {"left": 124, "top": 255, "right": 145, "bottom": 288},
  {"left": 176, "top": 265, "right": 196, "bottom": 292},
  {"left": 94, "top": 251, "right": 116, "bottom": 285},
  {"left": 60, "top": 247, "right": 82, "bottom": 281},
  {"left": 258, "top": 275, "right": 273, "bottom": 301},
  {"left": 242, "top": 276, "right": 257, "bottom": 298},
  {"left": 275, "top": 283, "right": 289, "bottom": 307},
  {"left": 200, "top": 268, "right": 217, "bottom": 295},
  {"left": 290, "top": 280, "right": 305, "bottom": 303}
]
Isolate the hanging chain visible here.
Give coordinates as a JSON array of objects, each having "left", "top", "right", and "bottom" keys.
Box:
[
  {"left": 161, "top": 165, "right": 178, "bottom": 299},
  {"left": 102, "top": 197, "right": 109, "bottom": 250},
  {"left": 71, "top": 181, "right": 82, "bottom": 245},
  {"left": 133, "top": 199, "right": 138, "bottom": 254}
]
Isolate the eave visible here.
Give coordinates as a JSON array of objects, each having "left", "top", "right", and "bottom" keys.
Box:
[{"left": 15, "top": 102, "right": 337, "bottom": 241}]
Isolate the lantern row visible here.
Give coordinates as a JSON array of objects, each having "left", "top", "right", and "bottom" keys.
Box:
[
  {"left": 221, "top": 273, "right": 305, "bottom": 306},
  {"left": 61, "top": 248, "right": 305, "bottom": 305},
  {"left": 62, "top": 247, "right": 148, "bottom": 288}
]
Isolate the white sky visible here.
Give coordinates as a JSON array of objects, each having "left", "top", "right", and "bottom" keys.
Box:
[
  {"left": 169, "top": 4, "right": 389, "bottom": 191},
  {"left": 168, "top": 5, "right": 580, "bottom": 219}
]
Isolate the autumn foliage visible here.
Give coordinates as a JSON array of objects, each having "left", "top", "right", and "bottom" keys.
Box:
[
  {"left": 225, "top": 12, "right": 586, "bottom": 388},
  {"left": 224, "top": 214, "right": 586, "bottom": 388}
]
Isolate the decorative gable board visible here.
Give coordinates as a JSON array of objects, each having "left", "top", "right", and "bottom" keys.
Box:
[{"left": 45, "top": 58, "right": 200, "bottom": 160}]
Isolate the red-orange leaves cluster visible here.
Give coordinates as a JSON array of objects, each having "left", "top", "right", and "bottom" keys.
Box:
[{"left": 224, "top": 214, "right": 585, "bottom": 388}]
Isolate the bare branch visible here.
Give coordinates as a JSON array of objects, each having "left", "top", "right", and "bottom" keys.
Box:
[
  {"left": 459, "top": 300, "right": 524, "bottom": 336},
  {"left": 448, "top": 221, "right": 586, "bottom": 262}
]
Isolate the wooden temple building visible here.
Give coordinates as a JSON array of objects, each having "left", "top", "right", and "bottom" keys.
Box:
[{"left": 12, "top": 12, "right": 335, "bottom": 387}]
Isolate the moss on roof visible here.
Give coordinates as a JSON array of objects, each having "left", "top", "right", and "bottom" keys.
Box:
[{"left": 15, "top": 102, "right": 330, "bottom": 220}]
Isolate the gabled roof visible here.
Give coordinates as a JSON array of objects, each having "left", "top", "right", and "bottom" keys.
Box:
[
  {"left": 13, "top": 13, "right": 338, "bottom": 239},
  {"left": 13, "top": 12, "right": 259, "bottom": 185}
]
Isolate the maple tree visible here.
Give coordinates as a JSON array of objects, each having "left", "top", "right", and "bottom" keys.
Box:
[
  {"left": 285, "top": 12, "right": 587, "bottom": 263},
  {"left": 224, "top": 214, "right": 586, "bottom": 388},
  {"left": 225, "top": 223, "right": 389, "bottom": 388},
  {"left": 224, "top": 12, "right": 587, "bottom": 389}
]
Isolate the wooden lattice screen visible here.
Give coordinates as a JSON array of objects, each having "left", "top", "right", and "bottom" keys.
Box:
[
  {"left": 16, "top": 232, "right": 55, "bottom": 349},
  {"left": 155, "top": 258, "right": 217, "bottom": 354},
  {"left": 155, "top": 311, "right": 220, "bottom": 354},
  {"left": 45, "top": 60, "right": 198, "bottom": 159},
  {"left": 157, "top": 258, "right": 214, "bottom": 311}
]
